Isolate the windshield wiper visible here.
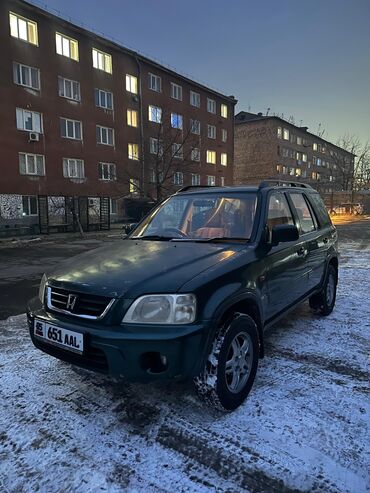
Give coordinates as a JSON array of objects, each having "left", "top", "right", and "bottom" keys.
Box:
[
  {"left": 176, "top": 237, "right": 249, "bottom": 243},
  {"left": 131, "top": 235, "right": 173, "bottom": 241}
]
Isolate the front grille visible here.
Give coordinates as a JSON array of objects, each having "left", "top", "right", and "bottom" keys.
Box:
[{"left": 47, "top": 286, "right": 113, "bottom": 319}]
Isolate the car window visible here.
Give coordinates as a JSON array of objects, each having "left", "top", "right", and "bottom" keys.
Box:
[
  {"left": 307, "top": 193, "right": 332, "bottom": 227},
  {"left": 290, "top": 193, "right": 316, "bottom": 234},
  {"left": 267, "top": 192, "right": 294, "bottom": 231}
]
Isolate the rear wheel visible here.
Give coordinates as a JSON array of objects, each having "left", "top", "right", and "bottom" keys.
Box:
[
  {"left": 309, "top": 264, "right": 337, "bottom": 316},
  {"left": 194, "top": 313, "right": 259, "bottom": 411}
]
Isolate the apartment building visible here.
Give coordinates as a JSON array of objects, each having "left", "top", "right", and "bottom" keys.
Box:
[
  {"left": 234, "top": 112, "right": 355, "bottom": 195},
  {"left": 0, "top": 0, "right": 236, "bottom": 232}
]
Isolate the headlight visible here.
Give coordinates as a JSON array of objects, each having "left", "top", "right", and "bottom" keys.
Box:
[
  {"left": 122, "top": 294, "right": 196, "bottom": 324},
  {"left": 38, "top": 273, "right": 47, "bottom": 303}
]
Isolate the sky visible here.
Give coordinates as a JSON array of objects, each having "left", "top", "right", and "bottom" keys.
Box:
[{"left": 28, "top": 0, "right": 370, "bottom": 145}]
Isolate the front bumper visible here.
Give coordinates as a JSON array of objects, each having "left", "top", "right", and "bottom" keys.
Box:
[{"left": 27, "top": 297, "right": 213, "bottom": 382}]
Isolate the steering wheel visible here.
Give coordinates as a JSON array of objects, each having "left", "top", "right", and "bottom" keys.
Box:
[{"left": 161, "top": 227, "right": 188, "bottom": 238}]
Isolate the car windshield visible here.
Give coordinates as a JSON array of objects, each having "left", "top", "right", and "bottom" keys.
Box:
[{"left": 131, "top": 192, "right": 258, "bottom": 241}]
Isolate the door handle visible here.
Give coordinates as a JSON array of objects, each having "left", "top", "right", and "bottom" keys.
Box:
[{"left": 297, "top": 246, "right": 307, "bottom": 257}]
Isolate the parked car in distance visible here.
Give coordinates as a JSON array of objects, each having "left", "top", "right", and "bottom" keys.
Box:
[
  {"left": 329, "top": 202, "right": 364, "bottom": 215},
  {"left": 27, "top": 181, "right": 339, "bottom": 411}
]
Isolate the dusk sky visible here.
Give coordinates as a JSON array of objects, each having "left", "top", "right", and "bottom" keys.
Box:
[{"left": 29, "top": 0, "right": 370, "bottom": 145}]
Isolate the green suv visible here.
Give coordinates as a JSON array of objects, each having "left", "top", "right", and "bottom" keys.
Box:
[{"left": 27, "top": 181, "right": 338, "bottom": 411}]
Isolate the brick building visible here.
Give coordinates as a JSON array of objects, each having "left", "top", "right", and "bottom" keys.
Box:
[
  {"left": 0, "top": 0, "right": 236, "bottom": 233},
  {"left": 234, "top": 112, "right": 355, "bottom": 198}
]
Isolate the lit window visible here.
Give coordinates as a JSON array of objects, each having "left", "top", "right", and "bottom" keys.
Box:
[
  {"left": 62, "top": 158, "right": 84, "bottom": 178},
  {"left": 22, "top": 196, "right": 38, "bottom": 216},
  {"left": 127, "top": 109, "right": 138, "bottom": 127},
  {"left": 191, "top": 148, "right": 200, "bottom": 162},
  {"left": 312, "top": 172, "right": 317, "bottom": 180},
  {"left": 173, "top": 172, "right": 183, "bottom": 185},
  {"left": 190, "top": 91, "right": 200, "bottom": 107},
  {"left": 99, "top": 162, "right": 116, "bottom": 181},
  {"left": 207, "top": 125, "right": 216, "bottom": 139},
  {"left": 207, "top": 98, "right": 216, "bottom": 113},
  {"left": 277, "top": 127, "right": 282, "bottom": 139},
  {"left": 55, "top": 32, "right": 79, "bottom": 61},
  {"left": 16, "top": 108, "right": 43, "bottom": 133},
  {"left": 191, "top": 174, "right": 200, "bottom": 186},
  {"left": 283, "top": 128, "right": 290, "bottom": 140},
  {"left": 171, "top": 113, "right": 183, "bottom": 129},
  {"left": 221, "top": 129, "right": 227, "bottom": 142},
  {"left": 302, "top": 153, "right": 307, "bottom": 162},
  {"left": 220, "top": 177, "right": 225, "bottom": 186},
  {"left": 313, "top": 143, "right": 318, "bottom": 151},
  {"left": 172, "top": 143, "right": 183, "bottom": 159},
  {"left": 295, "top": 168, "right": 301, "bottom": 177},
  {"left": 96, "top": 125, "right": 114, "bottom": 146},
  {"left": 148, "top": 105, "right": 162, "bottom": 123},
  {"left": 171, "top": 82, "right": 182, "bottom": 101},
  {"left": 13, "top": 62, "right": 40, "bottom": 90},
  {"left": 92, "top": 48, "right": 112, "bottom": 74},
  {"left": 190, "top": 119, "right": 200, "bottom": 135},
  {"left": 19, "top": 153, "right": 45, "bottom": 176},
  {"left": 59, "top": 77, "right": 81, "bottom": 101},
  {"left": 129, "top": 178, "right": 140, "bottom": 194},
  {"left": 150, "top": 138, "right": 163, "bottom": 156},
  {"left": 221, "top": 104, "right": 228, "bottom": 118},
  {"left": 94, "top": 88, "right": 113, "bottom": 110},
  {"left": 126, "top": 74, "right": 138, "bottom": 94},
  {"left": 206, "top": 150, "right": 216, "bottom": 164},
  {"left": 60, "top": 118, "right": 82, "bottom": 140},
  {"left": 9, "top": 12, "right": 38, "bottom": 45},
  {"left": 128, "top": 143, "right": 139, "bottom": 160},
  {"left": 148, "top": 73, "right": 161, "bottom": 92},
  {"left": 220, "top": 153, "right": 227, "bottom": 166},
  {"left": 207, "top": 175, "right": 215, "bottom": 186}
]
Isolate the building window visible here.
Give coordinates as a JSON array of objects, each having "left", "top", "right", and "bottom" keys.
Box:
[
  {"left": 221, "top": 129, "right": 227, "bottom": 142},
  {"left": 9, "top": 12, "right": 38, "bottom": 45},
  {"left": 190, "top": 91, "right": 200, "bottom": 107},
  {"left": 13, "top": 62, "right": 40, "bottom": 90},
  {"left": 190, "top": 119, "right": 200, "bottom": 135},
  {"left": 191, "top": 148, "right": 200, "bottom": 162},
  {"left": 129, "top": 178, "right": 140, "bottom": 194},
  {"left": 92, "top": 48, "right": 112, "bottom": 74},
  {"left": 289, "top": 167, "right": 295, "bottom": 176},
  {"left": 173, "top": 172, "right": 183, "bottom": 185},
  {"left": 297, "top": 136, "right": 302, "bottom": 146},
  {"left": 207, "top": 98, "right": 216, "bottom": 114},
  {"left": 19, "top": 153, "right": 45, "bottom": 176},
  {"left": 283, "top": 128, "right": 290, "bottom": 140},
  {"left": 60, "top": 118, "right": 82, "bottom": 140},
  {"left": 220, "top": 177, "right": 225, "bottom": 186},
  {"left": 277, "top": 127, "right": 282, "bottom": 139},
  {"left": 172, "top": 143, "right": 183, "bottom": 159},
  {"left": 148, "top": 105, "right": 162, "bottom": 123},
  {"left": 22, "top": 196, "right": 38, "bottom": 216},
  {"left": 302, "top": 170, "right": 307, "bottom": 178},
  {"left": 171, "top": 82, "right": 182, "bottom": 100},
  {"left": 127, "top": 109, "right": 138, "bottom": 127},
  {"left": 191, "top": 173, "right": 200, "bottom": 185},
  {"left": 148, "top": 73, "right": 161, "bottom": 92},
  {"left": 110, "top": 198, "right": 118, "bottom": 214},
  {"left": 150, "top": 138, "right": 163, "bottom": 156},
  {"left": 290, "top": 133, "right": 296, "bottom": 144},
  {"left": 94, "top": 88, "right": 113, "bottom": 109},
  {"left": 220, "top": 153, "right": 227, "bottom": 166},
  {"left": 206, "top": 150, "right": 216, "bottom": 164},
  {"left": 55, "top": 32, "right": 79, "bottom": 61},
  {"left": 302, "top": 153, "right": 307, "bottom": 162},
  {"left": 96, "top": 125, "right": 114, "bottom": 146},
  {"left": 207, "top": 175, "right": 216, "bottom": 186},
  {"left": 207, "top": 125, "right": 216, "bottom": 139},
  {"left": 313, "top": 143, "right": 318, "bottom": 151},
  {"left": 128, "top": 143, "right": 139, "bottom": 160},
  {"left": 171, "top": 113, "right": 183, "bottom": 129},
  {"left": 16, "top": 108, "right": 43, "bottom": 133},
  {"left": 99, "top": 162, "right": 116, "bottom": 181},
  {"left": 295, "top": 168, "right": 302, "bottom": 177},
  {"left": 59, "top": 77, "right": 81, "bottom": 101},
  {"left": 62, "top": 158, "right": 84, "bottom": 178},
  {"left": 221, "top": 104, "right": 228, "bottom": 118},
  {"left": 317, "top": 158, "right": 322, "bottom": 166},
  {"left": 126, "top": 74, "right": 138, "bottom": 94}
]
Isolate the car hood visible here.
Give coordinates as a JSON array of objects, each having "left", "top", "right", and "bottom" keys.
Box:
[{"left": 47, "top": 239, "right": 244, "bottom": 298}]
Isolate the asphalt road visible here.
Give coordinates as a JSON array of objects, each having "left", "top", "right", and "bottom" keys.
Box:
[{"left": 0, "top": 218, "right": 369, "bottom": 320}]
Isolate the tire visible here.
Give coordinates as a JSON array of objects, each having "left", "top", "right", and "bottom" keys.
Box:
[
  {"left": 194, "top": 313, "right": 259, "bottom": 411},
  {"left": 309, "top": 264, "right": 337, "bottom": 316}
]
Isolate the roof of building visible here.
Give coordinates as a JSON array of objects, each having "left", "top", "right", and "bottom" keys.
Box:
[
  {"left": 17, "top": 0, "right": 237, "bottom": 104},
  {"left": 235, "top": 111, "right": 356, "bottom": 157}
]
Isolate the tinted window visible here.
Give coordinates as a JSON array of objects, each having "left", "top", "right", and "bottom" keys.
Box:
[
  {"left": 290, "top": 193, "right": 316, "bottom": 234},
  {"left": 308, "top": 193, "right": 332, "bottom": 227},
  {"left": 267, "top": 192, "right": 294, "bottom": 230}
]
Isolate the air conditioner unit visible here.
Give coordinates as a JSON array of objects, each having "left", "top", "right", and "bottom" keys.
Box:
[{"left": 29, "top": 132, "right": 39, "bottom": 142}]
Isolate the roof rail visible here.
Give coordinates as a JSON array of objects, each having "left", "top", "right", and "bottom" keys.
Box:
[
  {"left": 259, "top": 180, "right": 312, "bottom": 189},
  {"left": 176, "top": 185, "right": 226, "bottom": 194}
]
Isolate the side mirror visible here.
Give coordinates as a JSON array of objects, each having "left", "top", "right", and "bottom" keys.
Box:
[
  {"left": 122, "top": 223, "right": 138, "bottom": 235},
  {"left": 271, "top": 224, "right": 299, "bottom": 246}
]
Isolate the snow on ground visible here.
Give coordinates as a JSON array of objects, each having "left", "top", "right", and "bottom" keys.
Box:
[{"left": 0, "top": 242, "right": 369, "bottom": 493}]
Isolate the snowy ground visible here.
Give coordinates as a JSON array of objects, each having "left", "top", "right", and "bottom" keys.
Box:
[{"left": 0, "top": 241, "right": 369, "bottom": 493}]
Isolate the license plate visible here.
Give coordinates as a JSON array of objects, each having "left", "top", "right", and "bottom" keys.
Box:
[{"left": 34, "top": 318, "right": 84, "bottom": 354}]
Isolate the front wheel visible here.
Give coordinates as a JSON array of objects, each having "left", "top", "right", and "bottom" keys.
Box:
[
  {"left": 309, "top": 264, "right": 337, "bottom": 316},
  {"left": 194, "top": 313, "right": 259, "bottom": 411}
]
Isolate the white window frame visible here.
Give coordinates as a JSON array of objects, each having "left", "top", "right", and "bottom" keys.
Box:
[
  {"left": 172, "top": 143, "right": 183, "bottom": 159},
  {"left": 9, "top": 12, "right": 38, "bottom": 46},
  {"left": 191, "top": 148, "right": 200, "bottom": 162},
  {"left": 60, "top": 117, "right": 82, "bottom": 140},
  {"left": 13, "top": 62, "right": 40, "bottom": 90},
  {"left": 94, "top": 88, "right": 113, "bottom": 110},
  {"left": 220, "top": 153, "right": 227, "bottom": 166},
  {"left": 96, "top": 125, "right": 114, "bottom": 146},
  {"left": 190, "top": 119, "right": 200, "bottom": 135},
  {"left": 191, "top": 173, "right": 200, "bottom": 185},
  {"left": 148, "top": 73, "right": 162, "bottom": 92},
  {"left": 16, "top": 108, "right": 43, "bottom": 133},
  {"left": 221, "top": 129, "right": 227, "bottom": 142},
  {"left": 171, "top": 113, "right": 183, "bottom": 130},
  {"left": 22, "top": 195, "right": 38, "bottom": 216},
  {"left": 171, "top": 82, "right": 182, "bottom": 101},
  {"left": 173, "top": 172, "right": 183, "bottom": 185},
  {"left": 128, "top": 143, "right": 139, "bottom": 161},
  {"left": 207, "top": 124, "right": 216, "bottom": 139},
  {"left": 55, "top": 32, "right": 79, "bottom": 61},
  {"left": 19, "top": 152, "right": 45, "bottom": 176},
  {"left": 150, "top": 138, "right": 163, "bottom": 156},
  {"left": 99, "top": 162, "right": 116, "bottom": 181},
  {"left": 92, "top": 48, "right": 112, "bottom": 74},
  {"left": 283, "top": 128, "right": 290, "bottom": 140},
  {"left": 58, "top": 76, "right": 81, "bottom": 102},
  {"left": 126, "top": 74, "right": 138, "bottom": 94},
  {"left": 207, "top": 175, "right": 216, "bottom": 186},
  {"left": 206, "top": 150, "right": 216, "bottom": 164},
  {"left": 207, "top": 98, "right": 216, "bottom": 114},
  {"left": 148, "top": 105, "right": 162, "bottom": 123},
  {"left": 190, "top": 91, "right": 200, "bottom": 108},
  {"left": 62, "top": 158, "right": 85, "bottom": 179},
  {"left": 220, "top": 177, "right": 225, "bottom": 186},
  {"left": 110, "top": 198, "right": 118, "bottom": 214},
  {"left": 127, "top": 109, "right": 138, "bottom": 127}
]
